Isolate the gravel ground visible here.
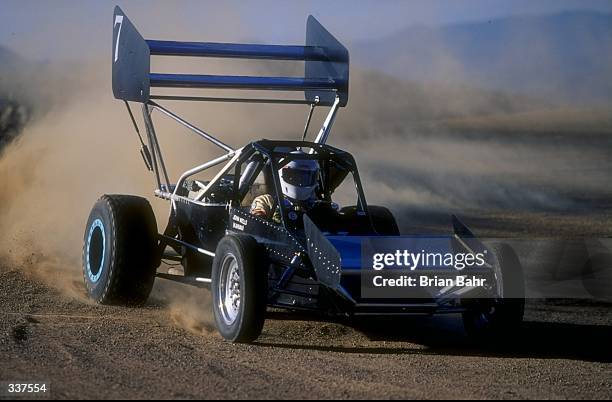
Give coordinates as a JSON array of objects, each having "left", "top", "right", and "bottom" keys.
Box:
[{"left": 0, "top": 263, "right": 611, "bottom": 399}]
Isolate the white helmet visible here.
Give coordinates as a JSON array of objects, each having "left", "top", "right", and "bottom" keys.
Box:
[{"left": 279, "top": 152, "right": 319, "bottom": 201}]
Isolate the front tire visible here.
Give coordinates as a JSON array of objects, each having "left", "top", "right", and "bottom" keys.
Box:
[
  {"left": 462, "top": 243, "right": 525, "bottom": 340},
  {"left": 582, "top": 253, "right": 612, "bottom": 302},
  {"left": 212, "top": 235, "right": 267, "bottom": 343},
  {"left": 82, "top": 195, "right": 158, "bottom": 306}
]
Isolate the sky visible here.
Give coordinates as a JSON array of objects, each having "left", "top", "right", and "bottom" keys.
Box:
[{"left": 1, "top": 0, "right": 612, "bottom": 62}]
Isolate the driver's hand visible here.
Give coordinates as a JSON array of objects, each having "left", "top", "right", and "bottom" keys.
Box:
[{"left": 251, "top": 209, "right": 268, "bottom": 218}]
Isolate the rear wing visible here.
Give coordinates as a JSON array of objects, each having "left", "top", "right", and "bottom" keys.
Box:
[{"left": 112, "top": 6, "right": 349, "bottom": 107}]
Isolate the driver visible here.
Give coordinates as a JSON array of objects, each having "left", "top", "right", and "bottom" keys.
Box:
[{"left": 250, "top": 151, "right": 319, "bottom": 223}]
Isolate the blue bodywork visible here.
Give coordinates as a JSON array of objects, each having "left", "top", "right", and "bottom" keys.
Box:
[
  {"left": 324, "top": 232, "right": 497, "bottom": 305},
  {"left": 327, "top": 236, "right": 363, "bottom": 271},
  {"left": 327, "top": 235, "right": 474, "bottom": 271}
]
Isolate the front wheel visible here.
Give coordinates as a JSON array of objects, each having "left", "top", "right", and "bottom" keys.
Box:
[
  {"left": 211, "top": 235, "right": 267, "bottom": 343},
  {"left": 582, "top": 253, "right": 612, "bottom": 302},
  {"left": 462, "top": 243, "right": 525, "bottom": 341}
]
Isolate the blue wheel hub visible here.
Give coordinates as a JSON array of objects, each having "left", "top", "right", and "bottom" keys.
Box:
[{"left": 86, "top": 219, "right": 106, "bottom": 283}]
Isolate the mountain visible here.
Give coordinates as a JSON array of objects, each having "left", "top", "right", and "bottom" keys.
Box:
[{"left": 351, "top": 11, "right": 612, "bottom": 104}]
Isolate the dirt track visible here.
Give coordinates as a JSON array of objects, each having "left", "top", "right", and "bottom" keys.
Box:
[
  {"left": 1, "top": 125, "right": 611, "bottom": 401},
  {"left": 1, "top": 263, "right": 611, "bottom": 400}
]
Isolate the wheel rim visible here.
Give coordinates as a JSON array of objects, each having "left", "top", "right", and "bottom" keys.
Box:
[
  {"left": 218, "top": 253, "right": 241, "bottom": 326},
  {"left": 473, "top": 304, "right": 497, "bottom": 329},
  {"left": 86, "top": 219, "right": 105, "bottom": 283}
]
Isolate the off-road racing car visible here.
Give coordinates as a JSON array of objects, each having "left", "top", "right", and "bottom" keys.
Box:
[{"left": 82, "top": 6, "right": 525, "bottom": 343}]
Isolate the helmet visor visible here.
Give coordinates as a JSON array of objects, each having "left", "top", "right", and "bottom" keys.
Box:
[{"left": 281, "top": 167, "right": 317, "bottom": 187}]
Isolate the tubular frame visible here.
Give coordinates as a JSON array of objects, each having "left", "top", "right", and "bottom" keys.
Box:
[{"left": 137, "top": 95, "right": 340, "bottom": 210}]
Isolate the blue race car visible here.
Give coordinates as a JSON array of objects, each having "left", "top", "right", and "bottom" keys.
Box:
[{"left": 82, "top": 6, "right": 524, "bottom": 343}]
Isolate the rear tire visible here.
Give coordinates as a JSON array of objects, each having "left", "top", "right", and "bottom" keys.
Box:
[
  {"left": 340, "top": 205, "right": 400, "bottom": 235},
  {"left": 212, "top": 235, "right": 267, "bottom": 343},
  {"left": 462, "top": 243, "right": 525, "bottom": 341},
  {"left": 82, "top": 194, "right": 158, "bottom": 306},
  {"left": 368, "top": 206, "right": 400, "bottom": 235}
]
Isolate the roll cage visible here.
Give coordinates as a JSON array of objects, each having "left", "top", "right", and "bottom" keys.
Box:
[
  {"left": 229, "top": 140, "right": 370, "bottom": 230},
  {"left": 110, "top": 7, "right": 354, "bottom": 235}
]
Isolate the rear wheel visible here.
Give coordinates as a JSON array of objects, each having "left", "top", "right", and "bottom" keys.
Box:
[
  {"left": 462, "top": 243, "right": 525, "bottom": 340},
  {"left": 368, "top": 206, "right": 400, "bottom": 235},
  {"left": 82, "top": 194, "right": 158, "bottom": 306},
  {"left": 212, "top": 235, "right": 267, "bottom": 343},
  {"left": 340, "top": 205, "right": 400, "bottom": 235}
]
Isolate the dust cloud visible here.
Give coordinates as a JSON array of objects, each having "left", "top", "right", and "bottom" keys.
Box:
[
  {"left": 1, "top": 59, "right": 609, "bottom": 283},
  {"left": 0, "top": 56, "right": 321, "bottom": 331},
  {"left": 150, "top": 279, "right": 216, "bottom": 335},
  {"left": 0, "top": 3, "right": 611, "bottom": 332}
]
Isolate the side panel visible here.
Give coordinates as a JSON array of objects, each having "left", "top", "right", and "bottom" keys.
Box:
[
  {"left": 304, "top": 214, "right": 342, "bottom": 288},
  {"left": 305, "top": 16, "right": 349, "bottom": 107},
  {"left": 228, "top": 208, "right": 305, "bottom": 267},
  {"left": 174, "top": 201, "right": 228, "bottom": 253},
  {"left": 112, "top": 6, "right": 150, "bottom": 102}
]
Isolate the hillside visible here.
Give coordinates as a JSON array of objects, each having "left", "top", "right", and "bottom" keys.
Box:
[{"left": 352, "top": 11, "right": 612, "bottom": 103}]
